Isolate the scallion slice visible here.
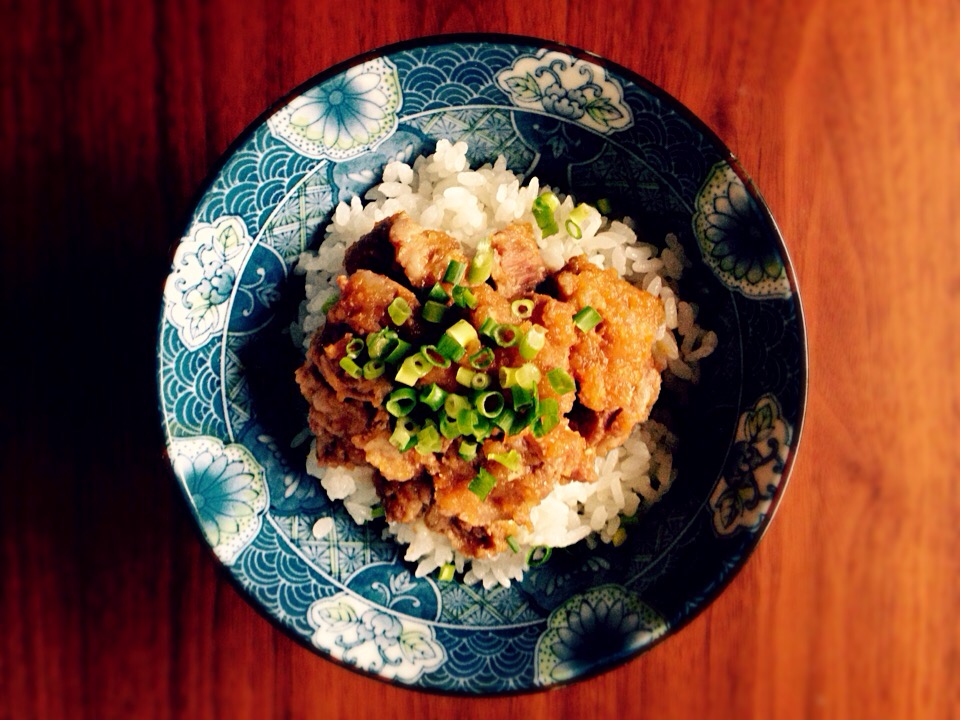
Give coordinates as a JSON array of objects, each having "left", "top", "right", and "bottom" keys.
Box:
[
  {"left": 474, "top": 391, "right": 504, "bottom": 418},
  {"left": 439, "top": 415, "right": 461, "bottom": 440},
  {"left": 515, "top": 363, "right": 541, "bottom": 388},
  {"left": 443, "top": 259, "right": 466, "bottom": 285},
  {"left": 565, "top": 218, "right": 582, "bottom": 239},
  {"left": 366, "top": 330, "right": 392, "bottom": 359},
  {"left": 499, "top": 366, "right": 518, "bottom": 388},
  {"left": 438, "top": 563, "right": 455, "bottom": 582},
  {"left": 458, "top": 440, "right": 478, "bottom": 461},
  {"left": 419, "top": 383, "right": 447, "bottom": 411},
  {"left": 533, "top": 397, "right": 560, "bottom": 437},
  {"left": 493, "top": 407, "right": 515, "bottom": 435},
  {"left": 467, "top": 468, "right": 497, "bottom": 501},
  {"left": 470, "top": 372, "right": 491, "bottom": 391},
  {"left": 444, "top": 394, "right": 470, "bottom": 418},
  {"left": 511, "top": 384, "right": 535, "bottom": 410},
  {"left": 345, "top": 337, "right": 365, "bottom": 358},
  {"left": 532, "top": 191, "right": 560, "bottom": 237},
  {"left": 488, "top": 449, "right": 521, "bottom": 471},
  {"left": 506, "top": 535, "right": 520, "bottom": 553},
  {"left": 573, "top": 306, "right": 602, "bottom": 332},
  {"left": 427, "top": 283, "right": 449, "bottom": 302},
  {"left": 422, "top": 300, "right": 447, "bottom": 323},
  {"left": 596, "top": 197, "right": 612, "bottom": 214},
  {"left": 389, "top": 418, "right": 418, "bottom": 451},
  {"left": 526, "top": 546, "right": 553, "bottom": 567},
  {"left": 419, "top": 345, "right": 451, "bottom": 368},
  {"left": 518, "top": 325, "right": 546, "bottom": 360},
  {"left": 385, "top": 388, "right": 418, "bottom": 417},
  {"left": 370, "top": 505, "right": 385, "bottom": 519},
  {"left": 415, "top": 423, "right": 441, "bottom": 455},
  {"left": 468, "top": 347, "right": 495, "bottom": 370},
  {"left": 362, "top": 360, "right": 385, "bottom": 380},
  {"left": 451, "top": 285, "right": 478, "bottom": 309},
  {"left": 339, "top": 356, "right": 362, "bottom": 379},
  {"left": 320, "top": 292, "right": 339, "bottom": 313},
  {"left": 493, "top": 323, "right": 520, "bottom": 347},
  {"left": 383, "top": 338, "right": 411, "bottom": 364},
  {"left": 456, "top": 408, "right": 480, "bottom": 436},
  {"left": 478, "top": 316, "right": 498, "bottom": 338},
  {"left": 466, "top": 238, "right": 493, "bottom": 285},
  {"left": 387, "top": 296, "right": 411, "bottom": 325},
  {"left": 511, "top": 298, "right": 534, "bottom": 318},
  {"left": 455, "top": 366, "right": 476, "bottom": 387},
  {"left": 446, "top": 320, "right": 479, "bottom": 351},
  {"left": 436, "top": 333, "right": 466, "bottom": 362},
  {"left": 395, "top": 354, "right": 430, "bottom": 386},
  {"left": 547, "top": 367, "right": 576, "bottom": 395}
]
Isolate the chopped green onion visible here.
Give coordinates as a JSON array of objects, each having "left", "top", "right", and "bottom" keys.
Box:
[
  {"left": 458, "top": 440, "right": 478, "bottom": 461},
  {"left": 511, "top": 403, "right": 539, "bottom": 433},
  {"left": 612, "top": 527, "right": 628, "bottom": 547},
  {"left": 474, "top": 391, "right": 505, "bottom": 418},
  {"left": 493, "top": 407, "right": 515, "bottom": 435},
  {"left": 385, "top": 388, "right": 418, "bottom": 417},
  {"left": 506, "top": 535, "right": 520, "bottom": 553},
  {"left": 472, "top": 416, "right": 493, "bottom": 441},
  {"left": 526, "top": 546, "right": 553, "bottom": 567},
  {"left": 468, "top": 347, "right": 495, "bottom": 370},
  {"left": 389, "top": 418, "right": 418, "bottom": 451},
  {"left": 427, "top": 283, "right": 449, "bottom": 302},
  {"left": 573, "top": 306, "right": 602, "bottom": 332},
  {"left": 467, "top": 238, "right": 493, "bottom": 285},
  {"left": 532, "top": 192, "right": 560, "bottom": 237},
  {"left": 446, "top": 320, "right": 479, "bottom": 351},
  {"left": 456, "top": 408, "right": 480, "bottom": 436},
  {"left": 547, "top": 367, "right": 576, "bottom": 395},
  {"left": 345, "top": 337, "right": 365, "bottom": 358},
  {"left": 488, "top": 449, "right": 521, "bottom": 471},
  {"left": 518, "top": 325, "right": 546, "bottom": 360},
  {"left": 395, "top": 354, "right": 430, "bottom": 386},
  {"left": 511, "top": 298, "right": 534, "bottom": 318},
  {"left": 565, "top": 219, "right": 582, "bottom": 239},
  {"left": 383, "top": 338, "right": 411, "bottom": 364},
  {"left": 415, "top": 423, "right": 442, "bottom": 455},
  {"left": 370, "top": 505, "right": 385, "bottom": 519},
  {"left": 419, "top": 345, "right": 451, "bottom": 368},
  {"left": 455, "top": 366, "right": 476, "bottom": 387},
  {"left": 470, "top": 372, "right": 491, "bottom": 391},
  {"left": 499, "top": 366, "right": 518, "bottom": 388},
  {"left": 436, "top": 333, "right": 466, "bottom": 362},
  {"left": 339, "top": 356, "right": 362, "bottom": 379},
  {"left": 515, "top": 363, "right": 541, "bottom": 388},
  {"left": 320, "top": 292, "right": 339, "bottom": 313},
  {"left": 419, "top": 383, "right": 447, "bottom": 411},
  {"left": 422, "top": 300, "right": 447, "bottom": 323},
  {"left": 596, "top": 197, "right": 612, "bottom": 214},
  {"left": 468, "top": 468, "right": 497, "bottom": 501},
  {"left": 366, "top": 330, "right": 392, "bottom": 359},
  {"left": 568, "top": 202, "right": 592, "bottom": 227},
  {"left": 439, "top": 415, "right": 461, "bottom": 440},
  {"left": 478, "top": 317, "right": 498, "bottom": 338},
  {"left": 438, "top": 563, "right": 455, "bottom": 582},
  {"left": 452, "top": 285, "right": 478, "bottom": 309},
  {"left": 533, "top": 397, "right": 560, "bottom": 437},
  {"left": 387, "top": 296, "right": 411, "bottom": 325},
  {"left": 443, "top": 259, "right": 466, "bottom": 285},
  {"left": 444, "top": 394, "right": 470, "bottom": 418},
  {"left": 511, "top": 384, "right": 535, "bottom": 410},
  {"left": 493, "top": 324, "right": 520, "bottom": 347},
  {"left": 362, "top": 360, "right": 385, "bottom": 379}
]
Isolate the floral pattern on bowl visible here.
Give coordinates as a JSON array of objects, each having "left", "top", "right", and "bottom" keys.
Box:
[
  {"left": 496, "top": 50, "right": 633, "bottom": 134},
  {"left": 268, "top": 58, "right": 401, "bottom": 160},
  {"left": 163, "top": 216, "right": 253, "bottom": 350},
  {"left": 170, "top": 436, "right": 268, "bottom": 564},
  {"left": 693, "top": 161, "right": 791, "bottom": 298},
  {"left": 710, "top": 393, "right": 793, "bottom": 535},
  {"left": 158, "top": 35, "right": 806, "bottom": 694},
  {"left": 534, "top": 584, "right": 667, "bottom": 685}
]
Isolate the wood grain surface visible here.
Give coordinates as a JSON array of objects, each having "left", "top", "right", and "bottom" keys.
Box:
[{"left": 2, "top": 0, "right": 957, "bottom": 718}]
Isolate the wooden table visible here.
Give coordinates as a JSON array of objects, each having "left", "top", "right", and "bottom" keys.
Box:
[{"left": 3, "top": 1, "right": 957, "bottom": 718}]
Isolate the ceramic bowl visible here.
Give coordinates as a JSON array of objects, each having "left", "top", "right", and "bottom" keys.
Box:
[{"left": 157, "top": 34, "right": 806, "bottom": 693}]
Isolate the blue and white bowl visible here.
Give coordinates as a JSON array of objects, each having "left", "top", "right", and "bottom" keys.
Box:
[{"left": 157, "top": 34, "right": 806, "bottom": 693}]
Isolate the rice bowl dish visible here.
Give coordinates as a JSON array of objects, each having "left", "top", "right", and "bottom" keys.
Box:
[{"left": 294, "top": 140, "right": 716, "bottom": 588}]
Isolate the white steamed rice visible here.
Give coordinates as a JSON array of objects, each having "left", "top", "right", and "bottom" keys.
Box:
[{"left": 295, "top": 140, "right": 715, "bottom": 589}]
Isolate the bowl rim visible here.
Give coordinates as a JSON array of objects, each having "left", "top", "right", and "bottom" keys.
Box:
[{"left": 155, "top": 31, "right": 808, "bottom": 695}]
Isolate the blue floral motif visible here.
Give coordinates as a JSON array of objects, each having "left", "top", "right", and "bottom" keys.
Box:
[
  {"left": 496, "top": 51, "right": 633, "bottom": 134},
  {"left": 170, "top": 437, "right": 268, "bottom": 564},
  {"left": 163, "top": 216, "right": 252, "bottom": 350},
  {"left": 308, "top": 593, "right": 446, "bottom": 682},
  {"left": 534, "top": 584, "right": 667, "bottom": 685},
  {"left": 710, "top": 393, "right": 792, "bottom": 534},
  {"left": 268, "top": 59, "right": 401, "bottom": 160},
  {"left": 694, "top": 161, "right": 791, "bottom": 298},
  {"left": 346, "top": 563, "right": 441, "bottom": 621}
]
